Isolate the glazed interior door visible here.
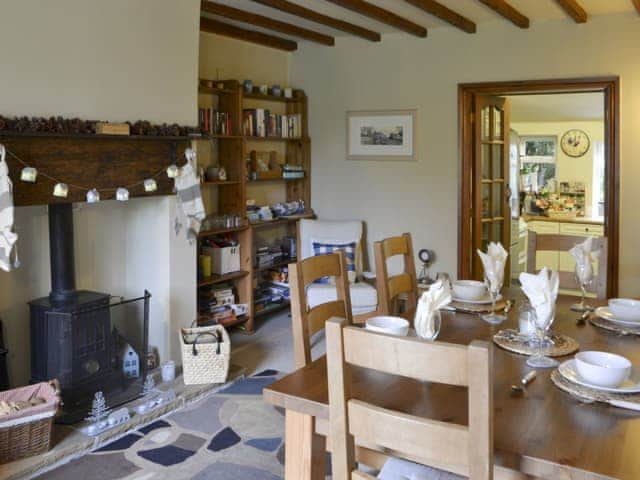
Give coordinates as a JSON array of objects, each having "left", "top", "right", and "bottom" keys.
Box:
[{"left": 472, "top": 95, "right": 511, "bottom": 280}]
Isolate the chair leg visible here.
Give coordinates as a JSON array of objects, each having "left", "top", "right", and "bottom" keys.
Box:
[{"left": 284, "top": 410, "right": 326, "bottom": 480}]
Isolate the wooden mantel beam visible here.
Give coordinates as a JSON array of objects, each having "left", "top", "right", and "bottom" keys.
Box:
[
  {"left": 324, "top": 0, "right": 428, "bottom": 38},
  {"left": 632, "top": 0, "right": 640, "bottom": 15},
  {"left": 201, "top": 0, "right": 334, "bottom": 46},
  {"left": 476, "top": 0, "right": 529, "bottom": 28},
  {"left": 250, "top": 0, "right": 380, "bottom": 42},
  {"left": 555, "top": 0, "right": 588, "bottom": 23},
  {"left": 404, "top": 0, "right": 476, "bottom": 33},
  {"left": 200, "top": 16, "right": 297, "bottom": 51}
]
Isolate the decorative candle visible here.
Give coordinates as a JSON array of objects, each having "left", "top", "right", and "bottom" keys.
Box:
[
  {"left": 20, "top": 167, "right": 37, "bottom": 182},
  {"left": 284, "top": 88, "right": 293, "bottom": 99},
  {"left": 53, "top": 183, "right": 69, "bottom": 198},
  {"left": 161, "top": 361, "right": 175, "bottom": 383},
  {"left": 86, "top": 189, "right": 100, "bottom": 203},
  {"left": 144, "top": 179, "right": 157, "bottom": 192},
  {"left": 166, "top": 164, "right": 179, "bottom": 178},
  {"left": 116, "top": 187, "right": 129, "bottom": 202}
]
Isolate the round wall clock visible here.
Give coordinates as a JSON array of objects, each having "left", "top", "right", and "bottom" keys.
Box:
[{"left": 560, "top": 129, "right": 590, "bottom": 158}]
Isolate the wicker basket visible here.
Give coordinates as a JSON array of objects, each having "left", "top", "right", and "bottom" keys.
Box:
[
  {"left": 0, "top": 380, "right": 61, "bottom": 464},
  {"left": 180, "top": 326, "right": 230, "bottom": 385}
]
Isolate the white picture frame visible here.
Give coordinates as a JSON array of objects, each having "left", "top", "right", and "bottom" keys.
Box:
[
  {"left": 521, "top": 135, "right": 557, "bottom": 164},
  {"left": 347, "top": 109, "right": 417, "bottom": 161}
]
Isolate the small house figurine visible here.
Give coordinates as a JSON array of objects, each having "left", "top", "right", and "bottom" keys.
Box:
[{"left": 120, "top": 343, "right": 140, "bottom": 378}]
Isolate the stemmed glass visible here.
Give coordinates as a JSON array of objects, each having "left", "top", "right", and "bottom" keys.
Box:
[
  {"left": 416, "top": 310, "right": 441, "bottom": 341},
  {"left": 570, "top": 262, "right": 593, "bottom": 312},
  {"left": 481, "top": 274, "right": 506, "bottom": 325},
  {"left": 526, "top": 306, "right": 559, "bottom": 368}
]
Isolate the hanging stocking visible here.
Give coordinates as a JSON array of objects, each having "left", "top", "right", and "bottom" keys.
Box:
[
  {"left": 174, "top": 148, "right": 205, "bottom": 242},
  {"left": 0, "top": 145, "right": 18, "bottom": 272}
]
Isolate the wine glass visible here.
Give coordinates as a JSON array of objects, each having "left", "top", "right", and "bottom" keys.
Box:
[
  {"left": 526, "top": 306, "right": 559, "bottom": 368},
  {"left": 570, "top": 262, "right": 594, "bottom": 312},
  {"left": 481, "top": 274, "right": 506, "bottom": 325},
  {"left": 417, "top": 310, "right": 441, "bottom": 341}
]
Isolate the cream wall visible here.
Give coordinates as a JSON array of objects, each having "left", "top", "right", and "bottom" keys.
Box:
[
  {"left": 512, "top": 121, "right": 605, "bottom": 216},
  {"left": 0, "top": 0, "right": 200, "bottom": 385},
  {"left": 290, "top": 13, "right": 640, "bottom": 296}
]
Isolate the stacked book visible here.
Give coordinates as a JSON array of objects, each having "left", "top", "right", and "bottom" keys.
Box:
[
  {"left": 198, "top": 283, "right": 236, "bottom": 315},
  {"left": 242, "top": 109, "right": 302, "bottom": 139},
  {"left": 198, "top": 108, "right": 233, "bottom": 135},
  {"left": 282, "top": 164, "right": 305, "bottom": 179}
]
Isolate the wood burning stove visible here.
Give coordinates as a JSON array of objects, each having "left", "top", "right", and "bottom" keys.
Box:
[{"left": 28, "top": 204, "right": 149, "bottom": 423}]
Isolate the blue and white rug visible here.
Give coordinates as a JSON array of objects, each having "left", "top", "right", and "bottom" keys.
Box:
[{"left": 37, "top": 370, "right": 286, "bottom": 480}]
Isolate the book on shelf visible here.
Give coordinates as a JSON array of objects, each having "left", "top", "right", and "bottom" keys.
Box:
[
  {"left": 198, "top": 108, "right": 233, "bottom": 136},
  {"left": 242, "top": 109, "right": 302, "bottom": 139}
]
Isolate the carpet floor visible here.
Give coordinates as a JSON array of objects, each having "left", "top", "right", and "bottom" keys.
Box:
[{"left": 36, "top": 370, "right": 288, "bottom": 480}]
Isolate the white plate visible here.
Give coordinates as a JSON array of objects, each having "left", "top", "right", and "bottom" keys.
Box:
[
  {"left": 451, "top": 293, "right": 502, "bottom": 305},
  {"left": 595, "top": 306, "right": 640, "bottom": 327},
  {"left": 558, "top": 359, "right": 640, "bottom": 393}
]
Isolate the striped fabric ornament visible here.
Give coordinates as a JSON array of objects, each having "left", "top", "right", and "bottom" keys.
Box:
[
  {"left": 174, "top": 148, "right": 205, "bottom": 241},
  {"left": 0, "top": 145, "right": 19, "bottom": 272},
  {"left": 312, "top": 241, "right": 357, "bottom": 284}
]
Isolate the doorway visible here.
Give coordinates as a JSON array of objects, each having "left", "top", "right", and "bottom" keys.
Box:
[{"left": 458, "top": 78, "right": 619, "bottom": 297}]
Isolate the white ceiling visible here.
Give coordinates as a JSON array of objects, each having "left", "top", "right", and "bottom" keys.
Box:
[
  {"left": 205, "top": 0, "right": 636, "bottom": 41},
  {"left": 509, "top": 92, "right": 604, "bottom": 123}
]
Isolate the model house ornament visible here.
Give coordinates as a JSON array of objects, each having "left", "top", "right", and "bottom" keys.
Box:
[{"left": 120, "top": 343, "right": 140, "bottom": 378}]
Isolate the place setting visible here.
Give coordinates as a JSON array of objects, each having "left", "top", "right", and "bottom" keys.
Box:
[{"left": 588, "top": 298, "right": 640, "bottom": 336}]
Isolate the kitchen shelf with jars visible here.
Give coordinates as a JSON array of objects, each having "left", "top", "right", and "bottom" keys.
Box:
[{"left": 194, "top": 78, "right": 312, "bottom": 333}]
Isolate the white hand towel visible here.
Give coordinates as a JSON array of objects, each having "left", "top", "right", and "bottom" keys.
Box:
[
  {"left": 414, "top": 279, "right": 451, "bottom": 340},
  {"left": 519, "top": 267, "right": 559, "bottom": 329},
  {"left": 477, "top": 242, "right": 508, "bottom": 291},
  {"left": 569, "top": 237, "right": 599, "bottom": 284}
]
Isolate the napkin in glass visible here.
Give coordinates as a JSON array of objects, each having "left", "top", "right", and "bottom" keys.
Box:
[
  {"left": 414, "top": 279, "right": 451, "bottom": 340},
  {"left": 569, "top": 237, "right": 599, "bottom": 284},
  {"left": 519, "top": 267, "right": 560, "bottom": 328},
  {"left": 477, "top": 242, "right": 508, "bottom": 291}
]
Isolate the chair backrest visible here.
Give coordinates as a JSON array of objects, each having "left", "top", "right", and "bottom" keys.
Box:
[
  {"left": 374, "top": 233, "right": 418, "bottom": 319},
  {"left": 326, "top": 319, "right": 493, "bottom": 480},
  {"left": 298, "top": 219, "right": 365, "bottom": 279},
  {"left": 289, "top": 251, "right": 353, "bottom": 369},
  {"left": 526, "top": 232, "right": 607, "bottom": 299}
]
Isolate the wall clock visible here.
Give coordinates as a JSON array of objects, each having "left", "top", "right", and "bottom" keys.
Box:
[{"left": 560, "top": 129, "right": 590, "bottom": 158}]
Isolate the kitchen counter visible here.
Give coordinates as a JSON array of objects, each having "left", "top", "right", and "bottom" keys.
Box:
[{"left": 522, "top": 214, "right": 604, "bottom": 225}]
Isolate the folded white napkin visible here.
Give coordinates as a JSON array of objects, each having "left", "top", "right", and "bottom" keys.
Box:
[
  {"left": 414, "top": 279, "right": 451, "bottom": 340},
  {"left": 569, "top": 237, "right": 599, "bottom": 284},
  {"left": 519, "top": 267, "right": 559, "bottom": 329},
  {"left": 477, "top": 242, "right": 508, "bottom": 292},
  {"left": 378, "top": 457, "right": 463, "bottom": 480}
]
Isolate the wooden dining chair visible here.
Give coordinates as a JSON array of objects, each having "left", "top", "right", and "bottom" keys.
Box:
[
  {"left": 289, "top": 250, "right": 353, "bottom": 369},
  {"left": 374, "top": 233, "right": 419, "bottom": 321},
  {"left": 326, "top": 319, "right": 493, "bottom": 480},
  {"left": 527, "top": 232, "right": 608, "bottom": 299}
]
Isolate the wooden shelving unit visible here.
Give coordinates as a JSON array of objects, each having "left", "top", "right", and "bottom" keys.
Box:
[{"left": 195, "top": 78, "right": 312, "bottom": 333}]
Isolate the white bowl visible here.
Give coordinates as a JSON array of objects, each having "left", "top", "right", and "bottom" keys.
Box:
[
  {"left": 365, "top": 316, "right": 409, "bottom": 336},
  {"left": 452, "top": 280, "right": 487, "bottom": 301},
  {"left": 575, "top": 351, "right": 631, "bottom": 388},
  {"left": 608, "top": 298, "right": 640, "bottom": 322}
]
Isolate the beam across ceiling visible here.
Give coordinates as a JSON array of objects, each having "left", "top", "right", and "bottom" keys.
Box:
[
  {"left": 324, "top": 0, "right": 428, "bottom": 37},
  {"left": 476, "top": 0, "right": 529, "bottom": 28},
  {"left": 404, "top": 0, "right": 476, "bottom": 33},
  {"left": 200, "top": 16, "right": 297, "bottom": 51},
  {"left": 632, "top": 0, "right": 640, "bottom": 15},
  {"left": 250, "top": 0, "right": 380, "bottom": 42},
  {"left": 201, "top": 1, "right": 334, "bottom": 46},
  {"left": 555, "top": 0, "right": 588, "bottom": 23}
]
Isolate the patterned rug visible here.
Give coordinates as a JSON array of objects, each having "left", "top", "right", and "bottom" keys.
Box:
[{"left": 36, "top": 370, "right": 286, "bottom": 480}]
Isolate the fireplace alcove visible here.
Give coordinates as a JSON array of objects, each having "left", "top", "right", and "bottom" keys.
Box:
[{"left": 2, "top": 132, "right": 189, "bottom": 423}]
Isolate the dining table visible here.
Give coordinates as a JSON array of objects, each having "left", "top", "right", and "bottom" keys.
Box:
[{"left": 263, "top": 292, "right": 640, "bottom": 480}]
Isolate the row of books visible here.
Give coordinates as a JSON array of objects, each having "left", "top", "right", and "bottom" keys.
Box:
[
  {"left": 282, "top": 163, "right": 305, "bottom": 179},
  {"left": 198, "top": 109, "right": 233, "bottom": 136},
  {"left": 242, "top": 110, "right": 302, "bottom": 139}
]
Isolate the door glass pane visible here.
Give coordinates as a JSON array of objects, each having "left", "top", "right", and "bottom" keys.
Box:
[
  {"left": 492, "top": 220, "right": 503, "bottom": 243},
  {"left": 492, "top": 106, "right": 503, "bottom": 140},
  {"left": 481, "top": 107, "right": 490, "bottom": 140},
  {"left": 482, "top": 222, "right": 490, "bottom": 252},
  {"left": 482, "top": 184, "right": 491, "bottom": 217},
  {"left": 491, "top": 144, "right": 504, "bottom": 179},
  {"left": 492, "top": 183, "right": 503, "bottom": 217},
  {"left": 482, "top": 144, "right": 491, "bottom": 179}
]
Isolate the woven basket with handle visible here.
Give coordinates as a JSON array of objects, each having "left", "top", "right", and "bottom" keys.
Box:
[{"left": 180, "top": 325, "right": 230, "bottom": 385}]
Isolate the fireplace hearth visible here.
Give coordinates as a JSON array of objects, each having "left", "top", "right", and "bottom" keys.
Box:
[{"left": 28, "top": 204, "right": 150, "bottom": 424}]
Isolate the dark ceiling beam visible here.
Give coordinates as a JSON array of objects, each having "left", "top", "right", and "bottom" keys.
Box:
[
  {"left": 201, "top": 1, "right": 334, "bottom": 46},
  {"left": 632, "top": 0, "right": 640, "bottom": 15},
  {"left": 250, "top": 0, "right": 380, "bottom": 42},
  {"left": 324, "top": 0, "right": 428, "bottom": 37},
  {"left": 555, "top": 0, "right": 588, "bottom": 23},
  {"left": 476, "top": 0, "right": 530, "bottom": 28},
  {"left": 200, "top": 16, "right": 297, "bottom": 51},
  {"left": 404, "top": 0, "right": 476, "bottom": 33}
]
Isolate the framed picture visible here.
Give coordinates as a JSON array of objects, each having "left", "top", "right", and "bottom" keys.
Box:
[
  {"left": 521, "top": 136, "right": 557, "bottom": 164},
  {"left": 347, "top": 109, "right": 417, "bottom": 161}
]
